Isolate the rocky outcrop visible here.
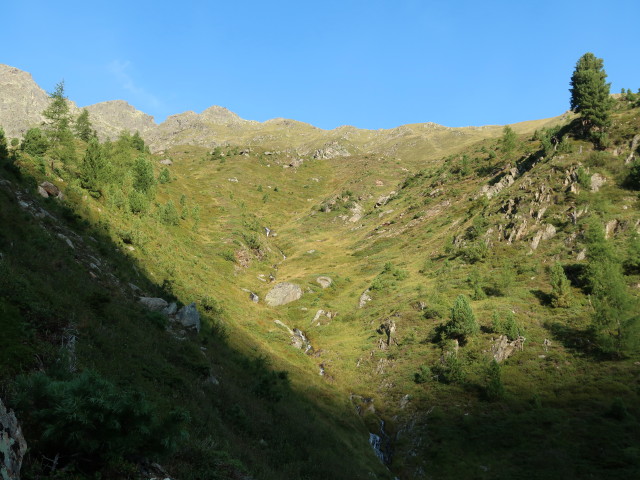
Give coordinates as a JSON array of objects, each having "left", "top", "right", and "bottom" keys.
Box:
[
  {"left": 265, "top": 282, "right": 302, "bottom": 306},
  {"left": 530, "top": 224, "right": 556, "bottom": 250},
  {"left": 481, "top": 167, "right": 518, "bottom": 199},
  {"left": 359, "top": 289, "right": 372, "bottom": 308},
  {"left": 491, "top": 335, "right": 526, "bottom": 362},
  {"left": 313, "top": 141, "right": 350, "bottom": 159},
  {"left": 139, "top": 298, "right": 200, "bottom": 332},
  {"left": 1, "top": 398, "right": 27, "bottom": 480}
]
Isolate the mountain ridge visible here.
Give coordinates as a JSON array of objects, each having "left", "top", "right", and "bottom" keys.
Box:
[{"left": 0, "top": 64, "right": 565, "bottom": 155}]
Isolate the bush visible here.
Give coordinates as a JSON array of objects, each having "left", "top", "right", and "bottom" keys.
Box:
[
  {"left": 433, "top": 351, "right": 466, "bottom": 384},
  {"left": 414, "top": 365, "right": 432, "bottom": 384},
  {"left": 13, "top": 370, "right": 189, "bottom": 471}
]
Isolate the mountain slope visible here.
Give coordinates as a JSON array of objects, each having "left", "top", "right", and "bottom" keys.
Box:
[{"left": 1, "top": 65, "right": 639, "bottom": 480}]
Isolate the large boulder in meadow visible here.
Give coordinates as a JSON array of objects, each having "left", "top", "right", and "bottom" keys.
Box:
[{"left": 265, "top": 282, "right": 302, "bottom": 306}]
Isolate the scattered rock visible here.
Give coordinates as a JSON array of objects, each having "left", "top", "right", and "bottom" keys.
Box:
[
  {"left": 139, "top": 297, "right": 169, "bottom": 312},
  {"left": 375, "top": 192, "right": 396, "bottom": 208},
  {"left": 576, "top": 249, "right": 587, "bottom": 261},
  {"left": 590, "top": 173, "right": 606, "bottom": 192},
  {"left": 175, "top": 303, "right": 201, "bottom": 332},
  {"left": 377, "top": 317, "right": 398, "bottom": 346},
  {"left": 605, "top": 219, "right": 620, "bottom": 239},
  {"left": 265, "top": 282, "right": 302, "bottom": 306},
  {"left": 625, "top": 134, "right": 640, "bottom": 164},
  {"left": 227, "top": 177, "right": 238, "bottom": 182},
  {"left": 359, "top": 289, "right": 372, "bottom": 308},
  {"left": 39, "top": 181, "right": 62, "bottom": 198},
  {"left": 1, "top": 397, "right": 27, "bottom": 480},
  {"left": 316, "top": 276, "right": 332, "bottom": 288},
  {"left": 57, "top": 233, "right": 75, "bottom": 249},
  {"left": 289, "top": 158, "right": 304, "bottom": 168},
  {"left": 159, "top": 158, "right": 173, "bottom": 166},
  {"left": 491, "top": 335, "right": 526, "bottom": 362},
  {"left": 249, "top": 292, "right": 259, "bottom": 303},
  {"left": 37, "top": 185, "right": 49, "bottom": 198}
]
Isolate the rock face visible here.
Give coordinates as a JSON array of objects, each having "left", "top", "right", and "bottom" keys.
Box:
[
  {"left": 265, "top": 282, "right": 302, "bottom": 306},
  {"left": 1, "top": 398, "right": 27, "bottom": 480}
]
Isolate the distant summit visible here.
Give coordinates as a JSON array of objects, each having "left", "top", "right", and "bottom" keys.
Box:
[{"left": 0, "top": 64, "right": 564, "bottom": 154}]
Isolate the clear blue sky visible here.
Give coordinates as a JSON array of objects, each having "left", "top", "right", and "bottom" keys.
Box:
[{"left": 2, "top": 0, "right": 639, "bottom": 130}]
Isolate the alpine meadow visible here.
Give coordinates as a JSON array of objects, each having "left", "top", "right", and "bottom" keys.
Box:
[{"left": 1, "top": 51, "right": 639, "bottom": 480}]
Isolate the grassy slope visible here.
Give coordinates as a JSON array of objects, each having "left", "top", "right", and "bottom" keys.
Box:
[
  {"left": 2, "top": 102, "right": 639, "bottom": 479},
  {"left": 150, "top": 104, "right": 639, "bottom": 479}
]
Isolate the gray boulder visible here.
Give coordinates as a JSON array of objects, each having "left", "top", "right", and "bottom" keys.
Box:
[
  {"left": 176, "top": 302, "right": 201, "bottom": 332},
  {"left": 162, "top": 302, "right": 178, "bottom": 316},
  {"left": 265, "top": 282, "right": 302, "bottom": 306},
  {"left": 1, "top": 398, "right": 27, "bottom": 480},
  {"left": 139, "top": 297, "right": 169, "bottom": 312},
  {"left": 316, "top": 276, "right": 333, "bottom": 288}
]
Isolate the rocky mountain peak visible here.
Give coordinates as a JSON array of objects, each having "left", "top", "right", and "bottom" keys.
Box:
[
  {"left": 200, "top": 105, "right": 246, "bottom": 125},
  {"left": 84, "top": 100, "right": 156, "bottom": 141},
  {"left": 0, "top": 64, "right": 50, "bottom": 138}
]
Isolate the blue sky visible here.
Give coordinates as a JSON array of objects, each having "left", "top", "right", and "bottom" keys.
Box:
[{"left": 2, "top": 1, "right": 639, "bottom": 130}]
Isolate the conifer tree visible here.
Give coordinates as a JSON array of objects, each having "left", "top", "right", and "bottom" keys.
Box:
[
  {"left": 445, "top": 294, "right": 479, "bottom": 342},
  {"left": 80, "top": 138, "right": 107, "bottom": 195},
  {"left": 569, "top": 53, "right": 614, "bottom": 145},
  {"left": 74, "top": 108, "right": 95, "bottom": 142},
  {"left": 549, "top": 262, "right": 571, "bottom": 308},
  {"left": 42, "top": 81, "right": 75, "bottom": 163}
]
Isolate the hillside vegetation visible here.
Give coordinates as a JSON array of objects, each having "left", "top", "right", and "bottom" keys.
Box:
[{"left": 1, "top": 60, "right": 639, "bottom": 480}]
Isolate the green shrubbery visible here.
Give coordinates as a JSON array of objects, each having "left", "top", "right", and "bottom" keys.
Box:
[{"left": 12, "top": 370, "right": 189, "bottom": 473}]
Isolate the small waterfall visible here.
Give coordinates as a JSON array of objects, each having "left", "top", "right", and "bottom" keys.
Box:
[{"left": 368, "top": 420, "right": 392, "bottom": 465}]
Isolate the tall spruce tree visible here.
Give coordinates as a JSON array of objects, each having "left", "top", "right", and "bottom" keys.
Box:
[
  {"left": 569, "top": 53, "right": 614, "bottom": 145},
  {"left": 42, "top": 81, "right": 75, "bottom": 163},
  {"left": 74, "top": 108, "right": 95, "bottom": 142}
]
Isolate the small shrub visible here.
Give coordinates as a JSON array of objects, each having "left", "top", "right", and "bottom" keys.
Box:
[
  {"left": 414, "top": 365, "right": 432, "bottom": 384},
  {"left": 485, "top": 360, "right": 505, "bottom": 401}
]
